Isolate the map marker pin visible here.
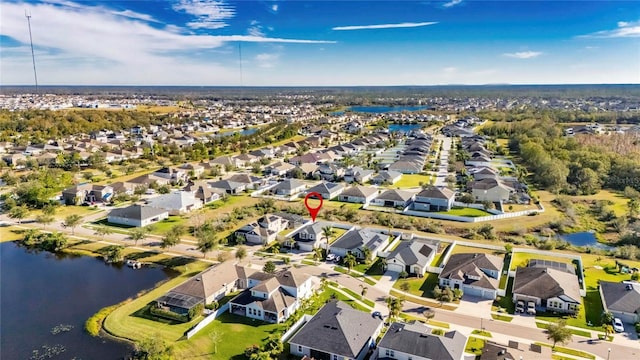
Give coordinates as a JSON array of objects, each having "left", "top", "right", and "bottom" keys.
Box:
[{"left": 304, "top": 192, "right": 323, "bottom": 222}]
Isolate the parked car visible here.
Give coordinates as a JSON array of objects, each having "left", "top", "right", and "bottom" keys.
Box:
[
  {"left": 527, "top": 301, "right": 536, "bottom": 315},
  {"left": 515, "top": 301, "right": 525, "bottom": 313},
  {"left": 335, "top": 255, "right": 341, "bottom": 263},
  {"left": 326, "top": 253, "right": 336, "bottom": 262},
  {"left": 613, "top": 318, "right": 625, "bottom": 333},
  {"left": 372, "top": 311, "right": 382, "bottom": 319}
]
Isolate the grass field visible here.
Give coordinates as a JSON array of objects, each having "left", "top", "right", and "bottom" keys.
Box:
[
  {"left": 451, "top": 245, "right": 504, "bottom": 256},
  {"left": 393, "top": 174, "right": 432, "bottom": 188},
  {"left": 0, "top": 226, "right": 23, "bottom": 243},
  {"left": 465, "top": 336, "right": 486, "bottom": 356},
  {"left": 536, "top": 322, "right": 591, "bottom": 337},
  {"left": 393, "top": 273, "right": 440, "bottom": 298},
  {"left": 437, "top": 207, "right": 492, "bottom": 217},
  {"left": 534, "top": 342, "right": 596, "bottom": 360},
  {"left": 491, "top": 313, "right": 513, "bottom": 322}
]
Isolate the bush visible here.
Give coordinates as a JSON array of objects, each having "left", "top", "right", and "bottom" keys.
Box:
[
  {"left": 85, "top": 304, "right": 118, "bottom": 336},
  {"left": 150, "top": 305, "right": 189, "bottom": 323}
]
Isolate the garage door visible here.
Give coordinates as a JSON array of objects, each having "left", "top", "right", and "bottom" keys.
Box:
[
  {"left": 614, "top": 311, "right": 639, "bottom": 324},
  {"left": 464, "top": 286, "right": 483, "bottom": 297},
  {"left": 387, "top": 263, "right": 404, "bottom": 273}
]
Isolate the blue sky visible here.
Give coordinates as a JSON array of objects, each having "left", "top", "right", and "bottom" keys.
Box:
[{"left": 1, "top": 0, "right": 638, "bottom": 85}]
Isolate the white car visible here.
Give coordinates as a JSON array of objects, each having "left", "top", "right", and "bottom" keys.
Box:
[
  {"left": 326, "top": 254, "right": 336, "bottom": 262},
  {"left": 613, "top": 318, "right": 625, "bottom": 333},
  {"left": 515, "top": 301, "right": 525, "bottom": 313},
  {"left": 526, "top": 301, "right": 536, "bottom": 315}
]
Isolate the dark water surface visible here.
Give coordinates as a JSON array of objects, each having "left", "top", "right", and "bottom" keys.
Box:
[{"left": 0, "top": 241, "right": 173, "bottom": 360}]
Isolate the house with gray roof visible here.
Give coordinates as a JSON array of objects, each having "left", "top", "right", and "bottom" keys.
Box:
[
  {"left": 386, "top": 241, "right": 436, "bottom": 276},
  {"left": 235, "top": 214, "right": 289, "bottom": 245},
  {"left": 344, "top": 166, "right": 375, "bottom": 184},
  {"left": 599, "top": 281, "right": 640, "bottom": 324},
  {"left": 388, "top": 160, "right": 423, "bottom": 174},
  {"left": 271, "top": 179, "right": 307, "bottom": 196},
  {"left": 289, "top": 300, "right": 383, "bottom": 360},
  {"left": 512, "top": 259, "right": 581, "bottom": 314},
  {"left": 287, "top": 221, "right": 331, "bottom": 252},
  {"left": 107, "top": 205, "right": 168, "bottom": 227},
  {"left": 479, "top": 340, "right": 552, "bottom": 360},
  {"left": 338, "top": 185, "right": 378, "bottom": 204},
  {"left": 371, "top": 170, "right": 402, "bottom": 185},
  {"left": 378, "top": 322, "right": 467, "bottom": 360},
  {"left": 439, "top": 253, "right": 503, "bottom": 299},
  {"left": 305, "top": 181, "right": 345, "bottom": 200},
  {"left": 414, "top": 186, "right": 456, "bottom": 212},
  {"left": 145, "top": 191, "right": 202, "bottom": 215},
  {"left": 208, "top": 179, "right": 246, "bottom": 194},
  {"left": 371, "top": 189, "right": 416, "bottom": 209},
  {"left": 330, "top": 228, "right": 389, "bottom": 261}
]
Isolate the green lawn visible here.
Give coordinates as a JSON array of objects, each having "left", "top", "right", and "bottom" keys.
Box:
[
  {"left": 491, "top": 313, "right": 513, "bottom": 322},
  {"left": 0, "top": 226, "right": 24, "bottom": 243},
  {"left": 451, "top": 245, "right": 504, "bottom": 257},
  {"left": 333, "top": 266, "right": 377, "bottom": 285},
  {"left": 352, "top": 258, "right": 386, "bottom": 280},
  {"left": 536, "top": 322, "right": 592, "bottom": 337},
  {"left": 472, "top": 329, "right": 492, "bottom": 337},
  {"left": 436, "top": 207, "right": 492, "bottom": 217},
  {"left": 148, "top": 216, "right": 188, "bottom": 235},
  {"left": 393, "top": 174, "right": 432, "bottom": 188},
  {"left": 492, "top": 277, "right": 515, "bottom": 314},
  {"left": 534, "top": 342, "right": 596, "bottom": 360},
  {"left": 393, "top": 273, "right": 440, "bottom": 298},
  {"left": 509, "top": 252, "right": 578, "bottom": 271},
  {"left": 465, "top": 337, "right": 486, "bottom": 356}
]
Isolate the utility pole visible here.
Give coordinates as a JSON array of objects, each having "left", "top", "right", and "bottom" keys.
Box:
[{"left": 25, "top": 10, "right": 39, "bottom": 95}]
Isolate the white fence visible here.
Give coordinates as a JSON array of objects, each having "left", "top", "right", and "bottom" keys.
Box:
[
  {"left": 403, "top": 206, "right": 544, "bottom": 223},
  {"left": 185, "top": 302, "right": 230, "bottom": 339},
  {"left": 280, "top": 314, "right": 313, "bottom": 343}
]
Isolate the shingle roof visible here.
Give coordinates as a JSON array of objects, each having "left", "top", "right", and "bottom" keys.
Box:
[
  {"left": 340, "top": 186, "right": 378, "bottom": 198},
  {"left": 306, "top": 181, "right": 344, "bottom": 195},
  {"left": 273, "top": 179, "right": 306, "bottom": 191},
  {"left": 600, "top": 281, "right": 640, "bottom": 314},
  {"left": 376, "top": 189, "right": 415, "bottom": 202},
  {"left": 513, "top": 266, "right": 581, "bottom": 303},
  {"left": 331, "top": 229, "right": 387, "bottom": 252},
  {"left": 417, "top": 186, "right": 455, "bottom": 200},
  {"left": 378, "top": 322, "right": 466, "bottom": 360},
  {"left": 108, "top": 205, "right": 168, "bottom": 221},
  {"left": 388, "top": 241, "right": 435, "bottom": 268},
  {"left": 439, "top": 253, "right": 503, "bottom": 290},
  {"left": 289, "top": 300, "right": 382, "bottom": 358}
]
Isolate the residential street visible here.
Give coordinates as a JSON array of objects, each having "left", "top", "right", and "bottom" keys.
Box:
[{"left": 433, "top": 135, "right": 453, "bottom": 187}]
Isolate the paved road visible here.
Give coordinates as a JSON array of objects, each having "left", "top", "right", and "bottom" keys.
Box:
[{"left": 433, "top": 135, "right": 453, "bottom": 187}]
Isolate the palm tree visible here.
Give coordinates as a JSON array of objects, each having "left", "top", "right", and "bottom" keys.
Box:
[
  {"left": 343, "top": 253, "right": 357, "bottom": 274},
  {"left": 359, "top": 284, "right": 368, "bottom": 299},
  {"left": 380, "top": 257, "right": 388, "bottom": 272},
  {"left": 361, "top": 247, "right": 372, "bottom": 265},
  {"left": 322, "top": 226, "right": 334, "bottom": 254},
  {"left": 313, "top": 247, "right": 323, "bottom": 261}
]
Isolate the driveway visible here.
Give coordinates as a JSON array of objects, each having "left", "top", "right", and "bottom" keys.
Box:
[{"left": 455, "top": 294, "right": 493, "bottom": 320}]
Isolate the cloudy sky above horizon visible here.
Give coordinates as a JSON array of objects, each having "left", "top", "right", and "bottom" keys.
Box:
[{"left": 1, "top": 0, "right": 639, "bottom": 86}]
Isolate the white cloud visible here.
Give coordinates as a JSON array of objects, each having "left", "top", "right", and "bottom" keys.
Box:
[
  {"left": 256, "top": 53, "right": 279, "bottom": 68},
  {"left": 503, "top": 51, "right": 542, "bottom": 59},
  {"left": 332, "top": 21, "right": 437, "bottom": 31},
  {"left": 248, "top": 21, "right": 265, "bottom": 37},
  {"left": 0, "top": 1, "right": 334, "bottom": 85},
  {"left": 173, "top": 0, "right": 236, "bottom": 29},
  {"left": 271, "top": 4, "right": 279, "bottom": 12},
  {"left": 112, "top": 9, "right": 159, "bottom": 23},
  {"left": 443, "top": 0, "right": 463, "bottom": 8},
  {"left": 580, "top": 20, "right": 640, "bottom": 38}
]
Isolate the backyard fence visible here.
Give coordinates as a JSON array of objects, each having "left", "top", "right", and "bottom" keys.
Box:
[{"left": 185, "top": 302, "right": 230, "bottom": 339}]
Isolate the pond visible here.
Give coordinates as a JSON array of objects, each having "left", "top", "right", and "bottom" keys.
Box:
[
  {"left": 214, "top": 127, "right": 258, "bottom": 138},
  {"left": 347, "top": 105, "right": 433, "bottom": 113},
  {"left": 560, "top": 232, "right": 613, "bottom": 250},
  {"left": 387, "top": 124, "right": 423, "bottom": 134},
  {"left": 0, "top": 241, "right": 174, "bottom": 360}
]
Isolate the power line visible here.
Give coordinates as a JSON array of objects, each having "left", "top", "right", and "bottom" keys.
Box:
[{"left": 25, "top": 9, "right": 39, "bottom": 95}]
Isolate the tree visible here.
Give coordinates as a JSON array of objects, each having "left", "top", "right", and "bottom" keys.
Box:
[
  {"left": 134, "top": 336, "right": 173, "bottom": 360},
  {"left": 504, "top": 243, "right": 513, "bottom": 254},
  {"left": 546, "top": 320, "right": 572, "bottom": 348},
  {"left": 628, "top": 198, "right": 640, "bottom": 219},
  {"left": 263, "top": 260, "right": 276, "bottom": 274},
  {"left": 234, "top": 246, "right": 247, "bottom": 262},
  {"left": 399, "top": 270, "right": 409, "bottom": 279},
  {"left": 361, "top": 247, "right": 372, "bottom": 264},
  {"left": 8, "top": 205, "right": 29, "bottom": 224},
  {"left": 64, "top": 214, "right": 82, "bottom": 235},
  {"left": 380, "top": 257, "right": 388, "bottom": 271},
  {"left": 385, "top": 296, "right": 404, "bottom": 321},
  {"left": 197, "top": 235, "right": 217, "bottom": 259},
  {"left": 36, "top": 214, "right": 54, "bottom": 230},
  {"left": 94, "top": 224, "right": 113, "bottom": 240},
  {"left": 601, "top": 311, "right": 614, "bottom": 325},
  {"left": 129, "top": 227, "right": 148, "bottom": 246},
  {"left": 160, "top": 230, "right": 180, "bottom": 249},
  {"left": 602, "top": 324, "right": 614, "bottom": 339},
  {"left": 313, "top": 247, "right": 324, "bottom": 261},
  {"left": 433, "top": 286, "right": 455, "bottom": 303},
  {"left": 343, "top": 253, "right": 357, "bottom": 273},
  {"left": 209, "top": 329, "right": 223, "bottom": 354},
  {"left": 271, "top": 242, "right": 280, "bottom": 255},
  {"left": 103, "top": 245, "right": 125, "bottom": 263},
  {"left": 359, "top": 284, "right": 368, "bottom": 299},
  {"left": 322, "top": 226, "right": 334, "bottom": 253}
]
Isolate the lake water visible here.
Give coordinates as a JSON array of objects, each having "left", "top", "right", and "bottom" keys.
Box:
[
  {"left": 214, "top": 127, "right": 258, "bottom": 138},
  {"left": 387, "top": 124, "right": 423, "bottom": 134},
  {"left": 0, "top": 241, "right": 173, "bottom": 360},
  {"left": 347, "top": 105, "right": 433, "bottom": 113},
  {"left": 560, "top": 232, "right": 612, "bottom": 250}
]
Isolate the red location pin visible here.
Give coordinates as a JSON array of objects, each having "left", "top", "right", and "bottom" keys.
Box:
[{"left": 304, "top": 192, "right": 323, "bottom": 222}]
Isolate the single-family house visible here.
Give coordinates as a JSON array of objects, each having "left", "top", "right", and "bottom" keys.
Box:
[
  {"left": 287, "top": 221, "right": 330, "bottom": 252},
  {"left": 153, "top": 167, "right": 189, "bottom": 184},
  {"left": 439, "top": 253, "right": 503, "bottom": 299},
  {"left": 414, "top": 186, "right": 456, "bottom": 212},
  {"left": 145, "top": 191, "right": 202, "bottom": 215},
  {"left": 338, "top": 185, "right": 378, "bottom": 204},
  {"left": 599, "top": 281, "right": 640, "bottom": 324},
  {"left": 371, "top": 170, "right": 403, "bottom": 185},
  {"left": 184, "top": 180, "right": 222, "bottom": 204},
  {"left": 61, "top": 184, "right": 113, "bottom": 205},
  {"left": 470, "top": 178, "right": 514, "bottom": 203},
  {"left": 371, "top": 189, "right": 415, "bottom": 209},
  {"left": 512, "top": 259, "right": 581, "bottom": 314},
  {"left": 305, "top": 182, "right": 345, "bottom": 200},
  {"left": 330, "top": 228, "right": 389, "bottom": 261},
  {"left": 235, "top": 214, "right": 289, "bottom": 245},
  {"left": 344, "top": 166, "right": 375, "bottom": 184},
  {"left": 107, "top": 205, "right": 169, "bottom": 227},
  {"left": 229, "top": 268, "right": 314, "bottom": 323},
  {"left": 227, "top": 173, "right": 264, "bottom": 189},
  {"left": 289, "top": 300, "right": 384, "bottom": 360},
  {"left": 271, "top": 179, "right": 306, "bottom": 196},
  {"left": 388, "top": 160, "right": 423, "bottom": 174},
  {"left": 268, "top": 162, "right": 296, "bottom": 176},
  {"left": 378, "top": 322, "right": 467, "bottom": 360},
  {"left": 317, "top": 163, "right": 345, "bottom": 181},
  {"left": 208, "top": 179, "right": 246, "bottom": 194},
  {"left": 479, "top": 341, "right": 552, "bottom": 360},
  {"left": 386, "top": 241, "right": 436, "bottom": 276}
]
